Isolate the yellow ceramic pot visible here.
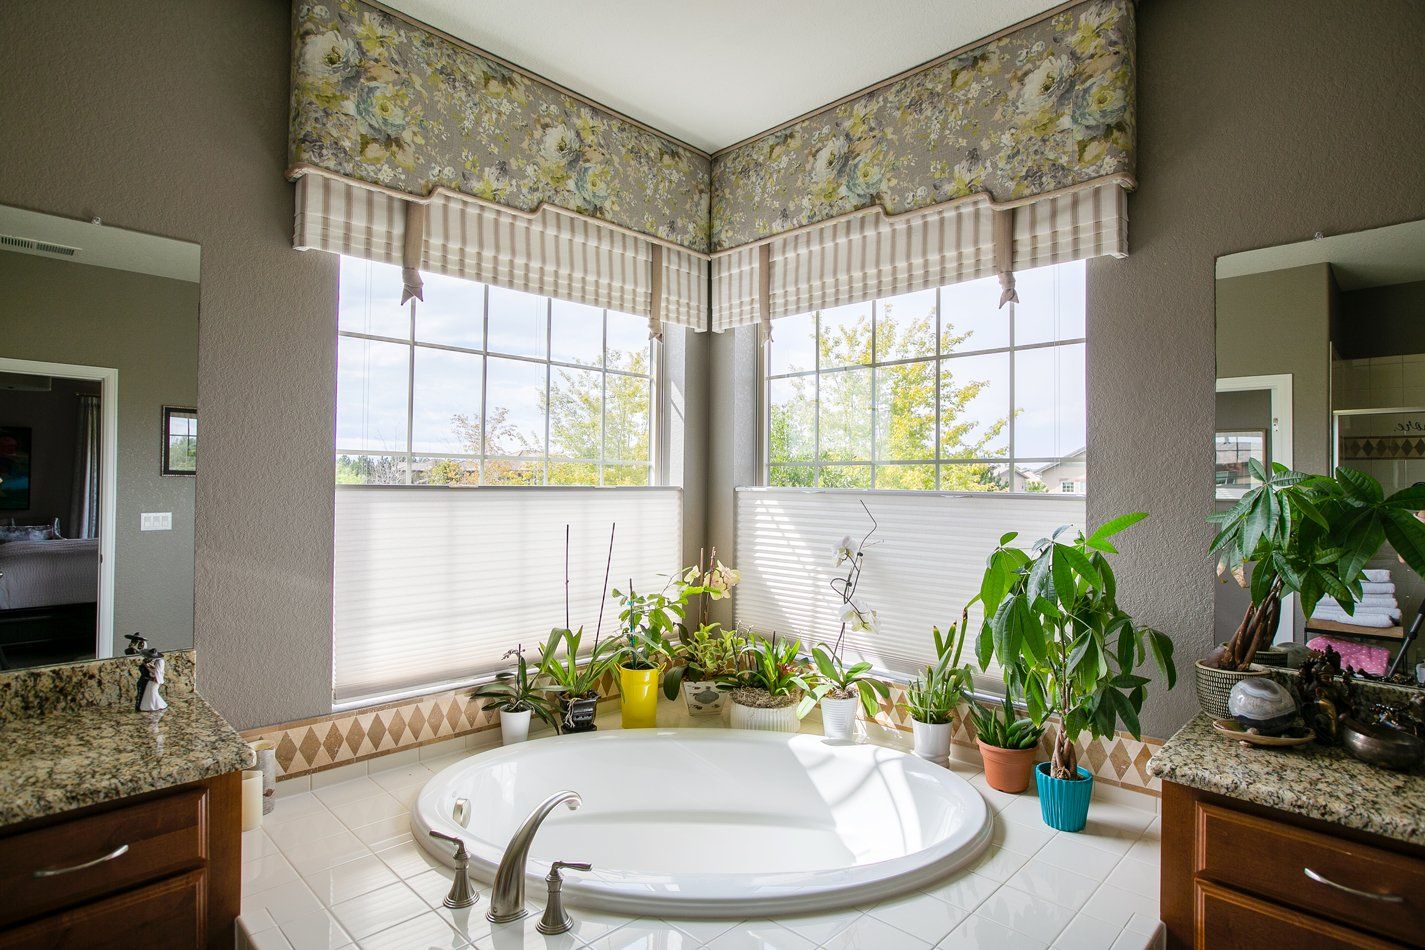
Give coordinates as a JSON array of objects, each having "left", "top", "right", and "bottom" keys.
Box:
[{"left": 619, "top": 666, "right": 660, "bottom": 729}]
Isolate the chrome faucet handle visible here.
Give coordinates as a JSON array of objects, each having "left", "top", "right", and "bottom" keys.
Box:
[
  {"left": 428, "top": 831, "right": 478, "bottom": 909},
  {"left": 536, "top": 859, "right": 593, "bottom": 935}
]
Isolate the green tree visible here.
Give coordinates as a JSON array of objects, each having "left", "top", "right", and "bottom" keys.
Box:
[{"left": 768, "top": 304, "right": 1011, "bottom": 490}]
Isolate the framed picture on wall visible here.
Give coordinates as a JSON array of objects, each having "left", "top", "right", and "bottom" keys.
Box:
[
  {"left": 1215, "top": 429, "right": 1265, "bottom": 500},
  {"left": 0, "top": 426, "right": 33, "bottom": 509},
  {"left": 162, "top": 407, "right": 197, "bottom": 476}
]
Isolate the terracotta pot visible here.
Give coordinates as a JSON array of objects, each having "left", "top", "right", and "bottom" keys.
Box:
[{"left": 977, "top": 740, "right": 1037, "bottom": 793}]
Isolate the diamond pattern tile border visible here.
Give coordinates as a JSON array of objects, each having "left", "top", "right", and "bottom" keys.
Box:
[
  {"left": 241, "top": 668, "right": 620, "bottom": 779},
  {"left": 243, "top": 673, "right": 1160, "bottom": 797}
]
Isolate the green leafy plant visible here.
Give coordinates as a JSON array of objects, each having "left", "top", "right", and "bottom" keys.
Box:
[
  {"left": 801, "top": 645, "right": 890, "bottom": 718},
  {"left": 662, "top": 624, "right": 746, "bottom": 699},
  {"left": 1207, "top": 462, "right": 1425, "bottom": 670},
  {"left": 898, "top": 620, "right": 974, "bottom": 725},
  {"left": 470, "top": 645, "right": 561, "bottom": 726},
  {"left": 613, "top": 574, "right": 712, "bottom": 671},
  {"left": 536, "top": 626, "right": 622, "bottom": 699},
  {"left": 979, "top": 514, "right": 1177, "bottom": 780},
  {"left": 717, "top": 632, "right": 814, "bottom": 703},
  {"left": 969, "top": 696, "right": 1043, "bottom": 750}
]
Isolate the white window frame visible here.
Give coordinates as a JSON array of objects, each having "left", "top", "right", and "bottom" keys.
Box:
[
  {"left": 761, "top": 265, "right": 1086, "bottom": 494},
  {"left": 336, "top": 258, "right": 663, "bottom": 488}
]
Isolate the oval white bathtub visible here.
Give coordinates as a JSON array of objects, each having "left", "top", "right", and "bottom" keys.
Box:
[{"left": 411, "top": 729, "right": 991, "bottom": 918}]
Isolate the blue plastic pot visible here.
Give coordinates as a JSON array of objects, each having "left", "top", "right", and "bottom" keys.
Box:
[{"left": 1035, "top": 762, "right": 1093, "bottom": 832}]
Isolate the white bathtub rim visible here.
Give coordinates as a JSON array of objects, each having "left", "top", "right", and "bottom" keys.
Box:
[{"left": 410, "top": 728, "right": 993, "bottom": 918}]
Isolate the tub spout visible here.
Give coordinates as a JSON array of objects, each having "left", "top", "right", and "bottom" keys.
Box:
[{"left": 486, "top": 790, "right": 582, "bottom": 923}]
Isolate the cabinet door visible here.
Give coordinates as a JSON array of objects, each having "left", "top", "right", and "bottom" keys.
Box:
[
  {"left": 1195, "top": 880, "right": 1399, "bottom": 950},
  {"left": 0, "top": 870, "right": 204, "bottom": 950}
]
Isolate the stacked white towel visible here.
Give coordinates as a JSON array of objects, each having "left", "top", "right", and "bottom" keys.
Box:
[{"left": 1310, "top": 570, "right": 1402, "bottom": 627}]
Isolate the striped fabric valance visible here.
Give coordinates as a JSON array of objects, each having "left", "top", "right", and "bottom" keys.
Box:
[
  {"left": 293, "top": 174, "right": 708, "bottom": 334},
  {"left": 710, "top": 180, "right": 1128, "bottom": 335}
]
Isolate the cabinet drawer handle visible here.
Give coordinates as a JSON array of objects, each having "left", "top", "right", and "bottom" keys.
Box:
[
  {"left": 1304, "top": 866, "right": 1404, "bottom": 903},
  {"left": 33, "top": 843, "right": 130, "bottom": 878}
]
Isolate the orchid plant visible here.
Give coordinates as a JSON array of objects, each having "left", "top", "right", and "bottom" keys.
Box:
[{"left": 803, "top": 502, "right": 888, "bottom": 713}]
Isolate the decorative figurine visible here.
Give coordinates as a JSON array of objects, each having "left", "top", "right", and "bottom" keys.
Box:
[
  {"left": 136, "top": 648, "right": 168, "bottom": 712},
  {"left": 124, "top": 632, "right": 149, "bottom": 655}
]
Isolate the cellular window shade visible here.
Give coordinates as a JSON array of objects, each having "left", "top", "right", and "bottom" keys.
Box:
[
  {"left": 333, "top": 486, "right": 682, "bottom": 704},
  {"left": 733, "top": 489, "right": 1086, "bottom": 678},
  {"left": 293, "top": 174, "right": 709, "bottom": 332},
  {"left": 711, "top": 181, "right": 1128, "bottom": 332}
]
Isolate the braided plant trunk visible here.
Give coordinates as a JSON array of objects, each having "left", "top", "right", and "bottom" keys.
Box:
[
  {"left": 1213, "top": 577, "right": 1284, "bottom": 671},
  {"left": 1051, "top": 677, "right": 1080, "bottom": 780}
]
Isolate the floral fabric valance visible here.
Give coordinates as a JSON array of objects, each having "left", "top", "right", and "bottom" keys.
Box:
[
  {"left": 709, "top": 0, "right": 1135, "bottom": 252},
  {"left": 291, "top": 0, "right": 711, "bottom": 253}
]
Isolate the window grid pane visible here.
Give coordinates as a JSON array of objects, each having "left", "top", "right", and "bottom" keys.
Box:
[
  {"left": 335, "top": 258, "right": 656, "bottom": 488},
  {"left": 765, "top": 261, "right": 1085, "bottom": 495}
]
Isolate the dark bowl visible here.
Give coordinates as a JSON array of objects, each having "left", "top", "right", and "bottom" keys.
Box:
[{"left": 1340, "top": 718, "right": 1425, "bottom": 771}]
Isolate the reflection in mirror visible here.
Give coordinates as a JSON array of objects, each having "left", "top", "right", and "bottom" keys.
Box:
[
  {"left": 0, "top": 205, "right": 199, "bottom": 669},
  {"left": 1215, "top": 219, "right": 1425, "bottom": 685}
]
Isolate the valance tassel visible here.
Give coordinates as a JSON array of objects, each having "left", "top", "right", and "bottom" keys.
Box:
[
  {"left": 992, "top": 207, "right": 1017, "bottom": 310},
  {"left": 648, "top": 244, "right": 664, "bottom": 341},
  {"left": 399, "top": 200, "right": 426, "bottom": 304},
  {"left": 758, "top": 244, "right": 773, "bottom": 344}
]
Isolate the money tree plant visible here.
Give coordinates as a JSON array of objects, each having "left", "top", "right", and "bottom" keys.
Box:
[
  {"left": 1206, "top": 461, "right": 1425, "bottom": 671},
  {"left": 978, "top": 514, "right": 1176, "bottom": 780}
]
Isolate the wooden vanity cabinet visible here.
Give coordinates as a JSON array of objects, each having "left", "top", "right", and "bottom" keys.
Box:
[
  {"left": 1162, "top": 781, "right": 1425, "bottom": 949},
  {"left": 0, "top": 772, "right": 240, "bottom": 950}
]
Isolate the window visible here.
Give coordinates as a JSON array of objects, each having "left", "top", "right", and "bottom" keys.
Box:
[
  {"left": 336, "top": 257, "right": 656, "bottom": 488},
  {"left": 765, "top": 260, "right": 1086, "bottom": 494},
  {"left": 161, "top": 407, "right": 197, "bottom": 476}
]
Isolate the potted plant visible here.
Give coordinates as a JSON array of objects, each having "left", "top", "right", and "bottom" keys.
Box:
[
  {"left": 613, "top": 571, "right": 711, "bottom": 728},
  {"left": 1202, "top": 462, "right": 1425, "bottom": 717},
  {"left": 899, "top": 621, "right": 973, "bottom": 765},
  {"left": 536, "top": 626, "right": 621, "bottom": 733},
  {"left": 802, "top": 645, "right": 890, "bottom": 740},
  {"left": 803, "top": 505, "right": 888, "bottom": 740},
  {"left": 663, "top": 624, "right": 746, "bottom": 715},
  {"left": 969, "top": 695, "right": 1044, "bottom": 793},
  {"left": 979, "top": 515, "right": 1176, "bottom": 832},
  {"left": 718, "top": 632, "right": 814, "bottom": 732},
  {"left": 470, "top": 645, "right": 561, "bottom": 745},
  {"left": 661, "top": 550, "right": 743, "bottom": 716}
]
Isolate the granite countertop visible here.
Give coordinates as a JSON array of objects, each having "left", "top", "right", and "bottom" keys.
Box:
[
  {"left": 0, "top": 652, "right": 253, "bottom": 826},
  {"left": 1149, "top": 714, "right": 1425, "bottom": 845}
]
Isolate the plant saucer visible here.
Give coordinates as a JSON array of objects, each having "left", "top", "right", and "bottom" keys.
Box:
[{"left": 1212, "top": 719, "right": 1316, "bottom": 748}]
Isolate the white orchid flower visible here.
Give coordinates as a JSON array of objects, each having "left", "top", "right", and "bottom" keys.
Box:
[
  {"left": 832, "top": 535, "right": 857, "bottom": 567},
  {"left": 838, "top": 600, "right": 878, "bottom": 634}
]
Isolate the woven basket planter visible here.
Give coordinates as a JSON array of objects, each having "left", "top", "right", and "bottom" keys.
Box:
[{"left": 1194, "top": 660, "right": 1268, "bottom": 719}]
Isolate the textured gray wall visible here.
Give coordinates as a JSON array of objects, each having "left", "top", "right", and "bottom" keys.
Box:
[
  {"left": 0, "top": 255, "right": 198, "bottom": 653},
  {"left": 1088, "top": 0, "right": 1425, "bottom": 738},
  {"left": 0, "top": 0, "right": 338, "bottom": 729}
]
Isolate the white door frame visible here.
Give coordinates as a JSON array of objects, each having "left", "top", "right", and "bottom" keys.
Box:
[
  {"left": 0, "top": 356, "right": 119, "bottom": 659},
  {"left": 1216, "top": 373, "right": 1295, "bottom": 642}
]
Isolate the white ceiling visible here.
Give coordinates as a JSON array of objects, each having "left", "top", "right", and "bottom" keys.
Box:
[
  {"left": 0, "top": 205, "right": 200, "bottom": 283},
  {"left": 1216, "top": 219, "right": 1425, "bottom": 291},
  {"left": 382, "top": 0, "right": 1063, "bottom": 153}
]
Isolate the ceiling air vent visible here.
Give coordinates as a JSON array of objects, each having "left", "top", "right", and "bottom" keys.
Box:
[{"left": 0, "top": 234, "right": 80, "bottom": 257}]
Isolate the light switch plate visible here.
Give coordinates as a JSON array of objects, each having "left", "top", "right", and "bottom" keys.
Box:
[{"left": 141, "top": 512, "right": 173, "bottom": 531}]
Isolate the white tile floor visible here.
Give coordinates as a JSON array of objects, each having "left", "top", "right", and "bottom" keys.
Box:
[{"left": 238, "top": 725, "right": 1165, "bottom": 950}]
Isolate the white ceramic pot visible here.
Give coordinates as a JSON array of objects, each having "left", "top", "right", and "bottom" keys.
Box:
[
  {"left": 682, "top": 680, "right": 726, "bottom": 717},
  {"left": 820, "top": 696, "right": 859, "bottom": 740},
  {"left": 500, "top": 707, "right": 532, "bottom": 745},
  {"left": 729, "top": 696, "right": 800, "bottom": 732},
  {"left": 911, "top": 719, "right": 953, "bottom": 767}
]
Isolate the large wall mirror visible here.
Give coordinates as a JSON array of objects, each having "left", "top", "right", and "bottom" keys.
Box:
[
  {"left": 0, "top": 205, "right": 199, "bottom": 669},
  {"left": 1215, "top": 219, "right": 1425, "bottom": 682}
]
